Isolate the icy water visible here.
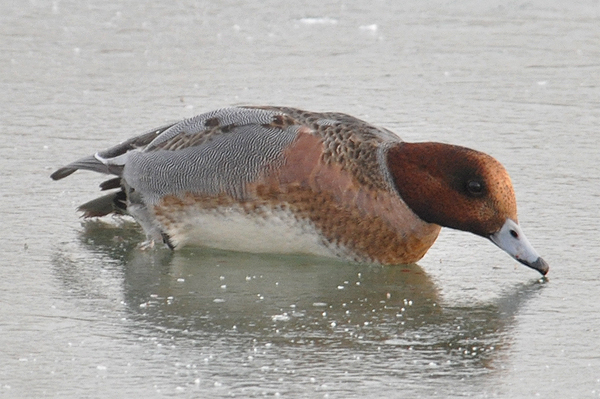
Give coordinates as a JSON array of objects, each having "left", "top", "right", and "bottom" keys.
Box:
[{"left": 1, "top": 0, "right": 600, "bottom": 397}]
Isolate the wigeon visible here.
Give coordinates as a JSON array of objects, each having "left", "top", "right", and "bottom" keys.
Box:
[{"left": 51, "top": 106, "right": 549, "bottom": 275}]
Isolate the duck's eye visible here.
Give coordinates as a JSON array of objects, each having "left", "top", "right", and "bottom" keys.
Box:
[{"left": 466, "top": 180, "right": 484, "bottom": 196}]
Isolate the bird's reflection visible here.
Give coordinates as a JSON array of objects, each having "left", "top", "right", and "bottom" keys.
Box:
[{"left": 53, "top": 219, "right": 546, "bottom": 375}]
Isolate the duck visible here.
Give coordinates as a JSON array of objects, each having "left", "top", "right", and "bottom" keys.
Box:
[{"left": 51, "top": 106, "right": 549, "bottom": 275}]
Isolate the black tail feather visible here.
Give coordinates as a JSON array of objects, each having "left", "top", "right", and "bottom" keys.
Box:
[
  {"left": 50, "top": 155, "right": 109, "bottom": 180},
  {"left": 100, "top": 177, "right": 122, "bottom": 191},
  {"left": 77, "top": 190, "right": 127, "bottom": 218},
  {"left": 50, "top": 121, "right": 178, "bottom": 181}
]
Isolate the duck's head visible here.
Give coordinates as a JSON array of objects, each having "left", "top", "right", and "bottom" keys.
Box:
[{"left": 387, "top": 142, "right": 548, "bottom": 275}]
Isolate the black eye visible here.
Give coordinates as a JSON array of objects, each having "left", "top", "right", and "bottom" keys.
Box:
[
  {"left": 466, "top": 180, "right": 484, "bottom": 196},
  {"left": 510, "top": 229, "right": 519, "bottom": 238}
]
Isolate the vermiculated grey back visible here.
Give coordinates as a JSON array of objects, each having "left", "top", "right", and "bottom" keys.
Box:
[
  {"left": 124, "top": 121, "right": 301, "bottom": 204},
  {"left": 146, "top": 107, "right": 285, "bottom": 150}
]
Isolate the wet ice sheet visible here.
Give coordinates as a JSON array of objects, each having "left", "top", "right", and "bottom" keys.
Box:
[{"left": 38, "top": 222, "right": 545, "bottom": 397}]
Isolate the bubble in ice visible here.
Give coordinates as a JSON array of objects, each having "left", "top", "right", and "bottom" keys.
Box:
[
  {"left": 359, "top": 24, "right": 378, "bottom": 32},
  {"left": 272, "top": 313, "right": 291, "bottom": 322},
  {"left": 299, "top": 17, "right": 338, "bottom": 25}
]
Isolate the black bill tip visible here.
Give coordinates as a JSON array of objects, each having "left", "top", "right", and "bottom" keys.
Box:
[{"left": 519, "top": 256, "right": 549, "bottom": 276}]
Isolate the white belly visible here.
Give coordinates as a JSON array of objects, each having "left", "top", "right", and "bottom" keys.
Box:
[{"left": 163, "top": 204, "right": 344, "bottom": 258}]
